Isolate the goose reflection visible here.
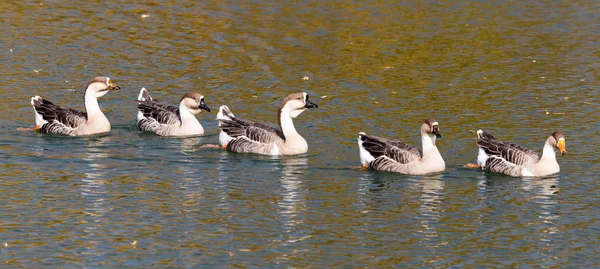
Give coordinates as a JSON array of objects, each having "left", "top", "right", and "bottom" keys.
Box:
[
  {"left": 522, "top": 176, "right": 560, "bottom": 198},
  {"left": 522, "top": 176, "right": 560, "bottom": 235},
  {"left": 176, "top": 157, "right": 204, "bottom": 210},
  {"left": 80, "top": 135, "right": 112, "bottom": 256},
  {"left": 355, "top": 170, "right": 400, "bottom": 211},
  {"left": 355, "top": 171, "right": 446, "bottom": 247},
  {"left": 409, "top": 174, "right": 445, "bottom": 246},
  {"left": 522, "top": 175, "right": 562, "bottom": 265},
  {"left": 81, "top": 136, "right": 111, "bottom": 217},
  {"left": 214, "top": 149, "right": 234, "bottom": 214},
  {"left": 476, "top": 173, "right": 562, "bottom": 254},
  {"left": 277, "top": 156, "right": 309, "bottom": 244},
  {"left": 176, "top": 138, "right": 220, "bottom": 210},
  {"left": 83, "top": 136, "right": 111, "bottom": 180},
  {"left": 179, "top": 136, "right": 205, "bottom": 156}
]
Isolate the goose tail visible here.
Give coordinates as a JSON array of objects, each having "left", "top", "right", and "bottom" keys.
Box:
[
  {"left": 30, "top": 96, "right": 47, "bottom": 128},
  {"left": 31, "top": 95, "right": 43, "bottom": 107},
  {"left": 358, "top": 132, "right": 375, "bottom": 168},
  {"left": 477, "top": 129, "right": 496, "bottom": 140},
  {"left": 138, "top": 87, "right": 152, "bottom": 102},
  {"left": 216, "top": 105, "right": 235, "bottom": 122}
]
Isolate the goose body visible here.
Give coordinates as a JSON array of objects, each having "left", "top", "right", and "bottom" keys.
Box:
[
  {"left": 136, "top": 88, "right": 210, "bottom": 136},
  {"left": 216, "top": 92, "right": 318, "bottom": 156},
  {"left": 476, "top": 130, "right": 566, "bottom": 177},
  {"left": 358, "top": 119, "right": 445, "bottom": 175},
  {"left": 30, "top": 76, "right": 120, "bottom": 136}
]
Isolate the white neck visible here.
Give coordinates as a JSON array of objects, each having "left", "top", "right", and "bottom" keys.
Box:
[
  {"left": 421, "top": 133, "right": 444, "bottom": 165},
  {"left": 532, "top": 139, "right": 560, "bottom": 176},
  {"left": 179, "top": 104, "right": 200, "bottom": 126},
  {"left": 421, "top": 133, "right": 436, "bottom": 154},
  {"left": 280, "top": 107, "right": 301, "bottom": 140},
  {"left": 84, "top": 92, "right": 104, "bottom": 117},
  {"left": 540, "top": 140, "right": 557, "bottom": 161}
]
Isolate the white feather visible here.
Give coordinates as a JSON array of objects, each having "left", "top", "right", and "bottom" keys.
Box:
[
  {"left": 216, "top": 105, "right": 233, "bottom": 123},
  {"left": 136, "top": 111, "right": 145, "bottom": 122},
  {"left": 31, "top": 96, "right": 48, "bottom": 127},
  {"left": 137, "top": 87, "right": 148, "bottom": 101},
  {"left": 271, "top": 144, "right": 280, "bottom": 155},
  {"left": 477, "top": 147, "right": 489, "bottom": 169},
  {"left": 358, "top": 133, "right": 375, "bottom": 166},
  {"left": 217, "top": 105, "right": 236, "bottom": 146},
  {"left": 219, "top": 130, "right": 234, "bottom": 147},
  {"left": 521, "top": 168, "right": 534, "bottom": 177}
]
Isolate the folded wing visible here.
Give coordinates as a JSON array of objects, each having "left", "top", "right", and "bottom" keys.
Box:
[
  {"left": 477, "top": 130, "right": 539, "bottom": 167},
  {"left": 217, "top": 106, "right": 285, "bottom": 154},
  {"left": 137, "top": 101, "right": 180, "bottom": 125},
  {"left": 31, "top": 96, "right": 87, "bottom": 135},
  {"left": 359, "top": 133, "right": 422, "bottom": 167}
]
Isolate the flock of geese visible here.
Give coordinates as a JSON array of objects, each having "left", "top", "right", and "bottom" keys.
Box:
[{"left": 29, "top": 76, "right": 567, "bottom": 177}]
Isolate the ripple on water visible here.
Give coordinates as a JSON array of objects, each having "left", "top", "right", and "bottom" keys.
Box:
[{"left": 0, "top": 0, "right": 598, "bottom": 267}]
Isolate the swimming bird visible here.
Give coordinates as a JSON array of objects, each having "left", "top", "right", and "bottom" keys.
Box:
[
  {"left": 30, "top": 76, "right": 120, "bottom": 136},
  {"left": 216, "top": 92, "right": 318, "bottom": 155},
  {"left": 474, "top": 130, "right": 566, "bottom": 177},
  {"left": 136, "top": 88, "right": 211, "bottom": 136},
  {"left": 358, "top": 119, "right": 445, "bottom": 175}
]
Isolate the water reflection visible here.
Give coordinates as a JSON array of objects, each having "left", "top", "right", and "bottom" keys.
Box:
[
  {"left": 355, "top": 171, "right": 395, "bottom": 210},
  {"left": 177, "top": 156, "right": 203, "bottom": 210},
  {"left": 3, "top": 0, "right": 598, "bottom": 265},
  {"left": 174, "top": 137, "right": 210, "bottom": 209},
  {"left": 522, "top": 176, "right": 560, "bottom": 234},
  {"left": 81, "top": 136, "right": 111, "bottom": 216},
  {"left": 215, "top": 149, "right": 234, "bottom": 215},
  {"left": 410, "top": 174, "right": 445, "bottom": 246},
  {"left": 152, "top": 136, "right": 211, "bottom": 212},
  {"left": 179, "top": 136, "right": 205, "bottom": 156},
  {"left": 475, "top": 172, "right": 562, "bottom": 266},
  {"left": 80, "top": 136, "right": 112, "bottom": 257},
  {"left": 277, "top": 156, "right": 309, "bottom": 245},
  {"left": 356, "top": 171, "right": 447, "bottom": 249},
  {"left": 83, "top": 136, "right": 111, "bottom": 180},
  {"left": 521, "top": 176, "right": 560, "bottom": 198},
  {"left": 476, "top": 173, "right": 517, "bottom": 195},
  {"left": 523, "top": 176, "right": 561, "bottom": 266}
]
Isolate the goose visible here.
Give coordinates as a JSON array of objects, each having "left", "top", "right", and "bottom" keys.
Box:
[
  {"left": 30, "top": 76, "right": 120, "bottom": 136},
  {"left": 136, "top": 88, "right": 211, "bottom": 136},
  {"left": 473, "top": 130, "right": 566, "bottom": 177},
  {"left": 358, "top": 119, "right": 445, "bottom": 175},
  {"left": 216, "top": 92, "right": 318, "bottom": 155}
]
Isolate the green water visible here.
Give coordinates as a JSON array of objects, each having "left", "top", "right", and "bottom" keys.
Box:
[{"left": 0, "top": 0, "right": 598, "bottom": 267}]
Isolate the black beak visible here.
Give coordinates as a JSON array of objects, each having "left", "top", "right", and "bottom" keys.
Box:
[
  {"left": 108, "top": 82, "right": 121, "bottom": 91},
  {"left": 305, "top": 98, "right": 318, "bottom": 109},
  {"left": 199, "top": 99, "right": 211, "bottom": 112},
  {"left": 432, "top": 126, "right": 441, "bottom": 138},
  {"left": 107, "top": 85, "right": 121, "bottom": 91}
]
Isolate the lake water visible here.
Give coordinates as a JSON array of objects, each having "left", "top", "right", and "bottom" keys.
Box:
[{"left": 1, "top": 0, "right": 598, "bottom": 267}]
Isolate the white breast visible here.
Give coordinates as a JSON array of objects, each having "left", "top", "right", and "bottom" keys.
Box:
[
  {"left": 477, "top": 148, "right": 489, "bottom": 168},
  {"left": 271, "top": 144, "right": 280, "bottom": 155}
]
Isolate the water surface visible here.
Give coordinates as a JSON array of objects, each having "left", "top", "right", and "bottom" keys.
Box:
[{"left": 1, "top": 0, "right": 598, "bottom": 267}]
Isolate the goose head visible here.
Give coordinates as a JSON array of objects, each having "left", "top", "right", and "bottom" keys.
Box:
[
  {"left": 549, "top": 131, "right": 567, "bottom": 155},
  {"left": 180, "top": 92, "right": 210, "bottom": 114},
  {"left": 421, "top": 118, "right": 441, "bottom": 138},
  {"left": 85, "top": 76, "right": 120, "bottom": 98},
  {"left": 279, "top": 92, "right": 318, "bottom": 119}
]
